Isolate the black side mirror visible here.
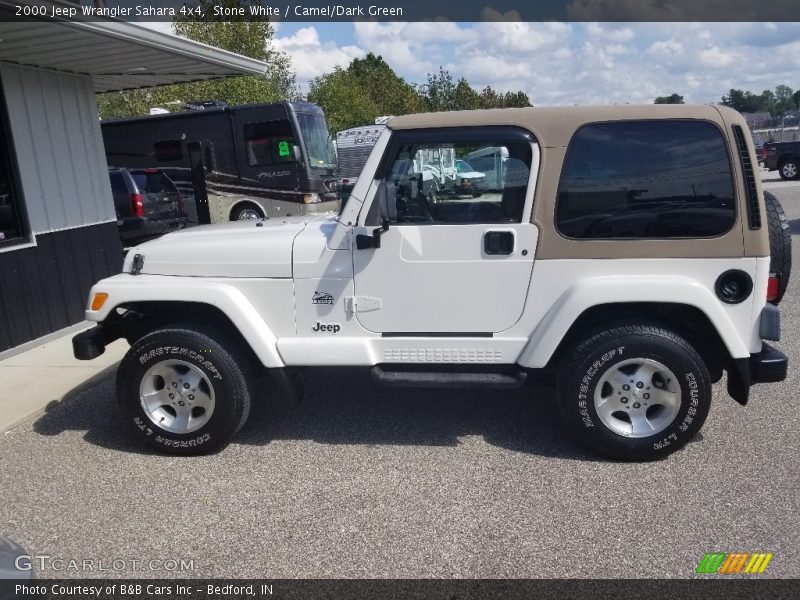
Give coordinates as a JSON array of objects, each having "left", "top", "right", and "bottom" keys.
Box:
[{"left": 356, "top": 219, "right": 390, "bottom": 250}]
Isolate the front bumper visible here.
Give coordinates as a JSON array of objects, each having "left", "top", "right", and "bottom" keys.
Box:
[
  {"left": 456, "top": 181, "right": 486, "bottom": 194},
  {"left": 728, "top": 343, "right": 788, "bottom": 404},
  {"left": 73, "top": 323, "right": 124, "bottom": 360}
]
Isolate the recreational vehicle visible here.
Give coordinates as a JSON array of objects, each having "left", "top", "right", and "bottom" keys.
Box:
[
  {"left": 466, "top": 146, "right": 509, "bottom": 190},
  {"left": 102, "top": 101, "right": 339, "bottom": 222}
]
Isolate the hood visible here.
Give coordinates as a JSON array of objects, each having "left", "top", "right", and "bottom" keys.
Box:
[{"left": 125, "top": 217, "right": 311, "bottom": 278}]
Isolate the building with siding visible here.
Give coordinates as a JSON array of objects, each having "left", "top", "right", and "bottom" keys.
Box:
[{"left": 0, "top": 7, "right": 267, "bottom": 354}]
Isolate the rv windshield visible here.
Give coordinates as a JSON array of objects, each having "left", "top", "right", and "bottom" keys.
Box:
[{"left": 297, "top": 113, "right": 336, "bottom": 170}]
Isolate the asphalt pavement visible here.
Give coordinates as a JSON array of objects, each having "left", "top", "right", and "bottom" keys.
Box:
[{"left": 1, "top": 179, "right": 799, "bottom": 579}]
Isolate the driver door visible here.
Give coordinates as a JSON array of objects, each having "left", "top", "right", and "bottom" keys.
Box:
[{"left": 352, "top": 128, "right": 538, "bottom": 334}]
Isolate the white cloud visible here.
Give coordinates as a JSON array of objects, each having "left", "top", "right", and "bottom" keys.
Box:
[
  {"left": 274, "top": 27, "right": 363, "bottom": 82},
  {"left": 648, "top": 39, "right": 682, "bottom": 54},
  {"left": 274, "top": 22, "right": 800, "bottom": 106},
  {"left": 698, "top": 46, "right": 737, "bottom": 69}
]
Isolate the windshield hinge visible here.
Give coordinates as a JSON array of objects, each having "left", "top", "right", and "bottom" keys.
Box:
[{"left": 344, "top": 296, "right": 382, "bottom": 313}]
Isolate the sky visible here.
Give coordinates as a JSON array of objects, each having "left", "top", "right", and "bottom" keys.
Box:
[{"left": 144, "top": 21, "right": 800, "bottom": 106}]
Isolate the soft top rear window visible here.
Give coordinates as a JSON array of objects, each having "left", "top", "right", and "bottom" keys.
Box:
[{"left": 555, "top": 120, "right": 736, "bottom": 240}]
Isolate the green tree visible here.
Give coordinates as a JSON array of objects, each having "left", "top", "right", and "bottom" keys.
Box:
[
  {"left": 499, "top": 90, "right": 532, "bottom": 108},
  {"left": 96, "top": 0, "right": 296, "bottom": 119},
  {"left": 479, "top": 85, "right": 501, "bottom": 108},
  {"left": 721, "top": 88, "right": 763, "bottom": 113},
  {"left": 452, "top": 78, "right": 481, "bottom": 110},
  {"left": 477, "top": 85, "right": 532, "bottom": 108},
  {"left": 308, "top": 68, "right": 376, "bottom": 133},
  {"left": 419, "top": 67, "right": 458, "bottom": 112},
  {"left": 760, "top": 89, "right": 777, "bottom": 115},
  {"left": 308, "top": 54, "right": 421, "bottom": 132},
  {"left": 346, "top": 53, "right": 423, "bottom": 116},
  {"left": 774, "top": 85, "right": 795, "bottom": 115},
  {"left": 720, "top": 86, "right": 800, "bottom": 116},
  {"left": 654, "top": 93, "right": 685, "bottom": 104}
]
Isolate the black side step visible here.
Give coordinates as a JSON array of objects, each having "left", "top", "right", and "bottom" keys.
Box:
[{"left": 371, "top": 365, "right": 527, "bottom": 389}]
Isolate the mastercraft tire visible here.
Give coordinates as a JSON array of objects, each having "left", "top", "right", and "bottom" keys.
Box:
[
  {"left": 116, "top": 326, "right": 252, "bottom": 455},
  {"left": 778, "top": 158, "right": 799, "bottom": 181},
  {"left": 557, "top": 324, "right": 712, "bottom": 461},
  {"left": 764, "top": 190, "right": 792, "bottom": 304}
]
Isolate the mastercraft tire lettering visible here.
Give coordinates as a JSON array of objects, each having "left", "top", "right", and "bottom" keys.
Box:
[
  {"left": 557, "top": 325, "right": 712, "bottom": 461},
  {"left": 117, "top": 327, "right": 252, "bottom": 455}
]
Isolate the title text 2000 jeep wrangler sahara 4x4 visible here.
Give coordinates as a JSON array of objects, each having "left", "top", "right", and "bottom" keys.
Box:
[{"left": 74, "top": 105, "right": 789, "bottom": 461}]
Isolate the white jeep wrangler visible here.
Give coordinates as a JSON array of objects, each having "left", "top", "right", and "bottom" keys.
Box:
[{"left": 74, "top": 105, "right": 789, "bottom": 461}]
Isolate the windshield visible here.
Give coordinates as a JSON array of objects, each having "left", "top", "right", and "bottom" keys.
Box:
[
  {"left": 297, "top": 113, "right": 336, "bottom": 170},
  {"left": 456, "top": 160, "right": 474, "bottom": 172}
]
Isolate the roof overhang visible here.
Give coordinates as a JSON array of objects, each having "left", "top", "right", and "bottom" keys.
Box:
[{"left": 0, "top": 1, "right": 268, "bottom": 92}]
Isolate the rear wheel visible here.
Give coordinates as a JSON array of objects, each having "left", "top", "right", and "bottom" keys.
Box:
[
  {"left": 764, "top": 191, "right": 792, "bottom": 304},
  {"left": 231, "top": 202, "right": 264, "bottom": 221},
  {"left": 778, "top": 159, "right": 799, "bottom": 180},
  {"left": 557, "top": 324, "right": 712, "bottom": 461},
  {"left": 116, "top": 326, "right": 252, "bottom": 455}
]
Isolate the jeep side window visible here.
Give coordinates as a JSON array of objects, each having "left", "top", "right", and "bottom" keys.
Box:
[
  {"left": 555, "top": 120, "right": 736, "bottom": 239},
  {"left": 378, "top": 140, "right": 531, "bottom": 225}
]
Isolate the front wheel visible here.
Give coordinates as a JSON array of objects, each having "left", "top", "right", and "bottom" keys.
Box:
[
  {"left": 116, "top": 326, "right": 252, "bottom": 455},
  {"left": 557, "top": 324, "right": 712, "bottom": 461}
]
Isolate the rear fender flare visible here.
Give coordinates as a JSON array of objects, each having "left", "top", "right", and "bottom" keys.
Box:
[{"left": 517, "top": 275, "right": 750, "bottom": 368}]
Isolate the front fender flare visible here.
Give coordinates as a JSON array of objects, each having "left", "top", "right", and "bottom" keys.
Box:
[
  {"left": 85, "top": 274, "right": 285, "bottom": 368},
  {"left": 517, "top": 275, "right": 751, "bottom": 368}
]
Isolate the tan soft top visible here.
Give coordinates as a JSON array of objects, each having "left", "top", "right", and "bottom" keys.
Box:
[
  {"left": 388, "top": 104, "right": 742, "bottom": 148},
  {"left": 388, "top": 104, "right": 767, "bottom": 259}
]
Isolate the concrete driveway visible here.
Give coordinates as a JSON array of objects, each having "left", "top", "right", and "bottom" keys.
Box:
[{"left": 1, "top": 183, "right": 799, "bottom": 580}]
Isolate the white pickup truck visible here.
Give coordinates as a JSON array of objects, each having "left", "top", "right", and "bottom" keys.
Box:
[{"left": 74, "top": 105, "right": 788, "bottom": 460}]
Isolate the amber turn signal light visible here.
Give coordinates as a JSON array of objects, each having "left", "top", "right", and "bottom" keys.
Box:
[{"left": 90, "top": 293, "right": 108, "bottom": 311}]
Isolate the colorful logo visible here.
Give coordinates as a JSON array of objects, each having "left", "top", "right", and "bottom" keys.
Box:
[{"left": 696, "top": 552, "right": 773, "bottom": 574}]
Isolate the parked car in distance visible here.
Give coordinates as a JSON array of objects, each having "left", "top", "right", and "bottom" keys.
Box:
[
  {"left": 764, "top": 140, "right": 800, "bottom": 179},
  {"left": 109, "top": 168, "right": 188, "bottom": 244},
  {"left": 454, "top": 159, "right": 486, "bottom": 197}
]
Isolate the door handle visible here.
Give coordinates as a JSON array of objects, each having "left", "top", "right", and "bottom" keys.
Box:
[{"left": 484, "top": 230, "right": 514, "bottom": 255}]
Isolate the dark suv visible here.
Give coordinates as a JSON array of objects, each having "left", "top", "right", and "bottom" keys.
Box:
[
  {"left": 109, "top": 168, "right": 188, "bottom": 243},
  {"left": 763, "top": 140, "right": 800, "bottom": 180}
]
